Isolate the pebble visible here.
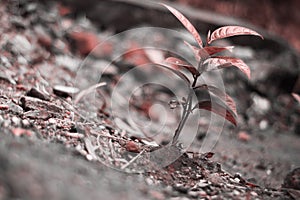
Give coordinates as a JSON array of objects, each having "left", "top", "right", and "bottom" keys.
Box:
[
  {"left": 0, "top": 56, "right": 12, "bottom": 68},
  {"left": 188, "top": 190, "right": 199, "bottom": 198},
  {"left": 252, "top": 94, "right": 271, "bottom": 114},
  {"left": 10, "top": 17, "right": 27, "bottom": 29},
  {"left": 48, "top": 118, "right": 56, "bottom": 124},
  {"left": 17, "top": 56, "right": 28, "bottom": 65},
  {"left": 259, "top": 120, "right": 268, "bottom": 130},
  {"left": 27, "top": 87, "right": 50, "bottom": 101},
  {"left": 11, "top": 116, "right": 20, "bottom": 125},
  {"left": 53, "top": 85, "right": 79, "bottom": 97},
  {"left": 199, "top": 190, "right": 207, "bottom": 197},
  {"left": 11, "top": 35, "right": 33, "bottom": 54},
  {"left": 233, "top": 190, "right": 240, "bottom": 196},
  {"left": 9, "top": 103, "right": 23, "bottom": 114},
  {"left": 86, "top": 154, "right": 93, "bottom": 161},
  {"left": 21, "top": 119, "right": 30, "bottom": 127},
  {"left": 125, "top": 141, "right": 140, "bottom": 153},
  {"left": 55, "top": 55, "right": 80, "bottom": 71},
  {"left": 197, "top": 182, "right": 209, "bottom": 188},
  {"left": 145, "top": 177, "right": 154, "bottom": 185},
  {"left": 0, "top": 104, "right": 9, "bottom": 110},
  {"left": 251, "top": 191, "right": 258, "bottom": 196}
]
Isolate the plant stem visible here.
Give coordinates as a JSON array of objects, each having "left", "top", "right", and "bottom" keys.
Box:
[{"left": 171, "top": 75, "right": 199, "bottom": 145}]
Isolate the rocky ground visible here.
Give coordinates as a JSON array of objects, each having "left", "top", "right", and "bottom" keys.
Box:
[{"left": 0, "top": 0, "right": 299, "bottom": 199}]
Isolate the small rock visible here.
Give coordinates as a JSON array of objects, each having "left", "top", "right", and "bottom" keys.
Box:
[
  {"left": 0, "top": 72, "right": 16, "bottom": 85},
  {"left": 0, "top": 104, "right": 9, "bottom": 110},
  {"left": 251, "top": 191, "right": 258, "bottom": 196},
  {"left": 187, "top": 190, "right": 199, "bottom": 198},
  {"left": 17, "top": 56, "right": 28, "bottom": 65},
  {"left": 199, "top": 190, "right": 207, "bottom": 197},
  {"left": 53, "top": 85, "right": 79, "bottom": 98},
  {"left": 11, "top": 35, "right": 33, "bottom": 54},
  {"left": 259, "top": 120, "right": 268, "bottom": 130},
  {"left": 238, "top": 131, "right": 251, "bottom": 142},
  {"left": 86, "top": 154, "right": 93, "bottom": 161},
  {"left": 233, "top": 190, "right": 240, "bottom": 196},
  {"left": 252, "top": 94, "right": 271, "bottom": 114},
  {"left": 173, "top": 184, "right": 189, "bottom": 194},
  {"left": 55, "top": 55, "right": 80, "bottom": 71},
  {"left": 11, "top": 116, "right": 20, "bottom": 125},
  {"left": 37, "top": 30, "right": 52, "bottom": 48},
  {"left": 10, "top": 17, "right": 28, "bottom": 29},
  {"left": 21, "top": 119, "right": 30, "bottom": 127},
  {"left": 26, "top": 87, "right": 50, "bottom": 101},
  {"left": 0, "top": 56, "right": 12, "bottom": 68},
  {"left": 9, "top": 103, "right": 23, "bottom": 115},
  {"left": 145, "top": 178, "right": 154, "bottom": 185},
  {"left": 197, "top": 181, "right": 209, "bottom": 188},
  {"left": 48, "top": 118, "right": 56, "bottom": 124},
  {"left": 125, "top": 141, "right": 140, "bottom": 153}
]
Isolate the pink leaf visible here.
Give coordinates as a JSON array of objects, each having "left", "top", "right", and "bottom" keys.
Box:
[
  {"left": 154, "top": 63, "right": 191, "bottom": 84},
  {"left": 161, "top": 4, "right": 203, "bottom": 48},
  {"left": 200, "top": 46, "right": 234, "bottom": 57},
  {"left": 165, "top": 57, "right": 200, "bottom": 76},
  {"left": 292, "top": 93, "right": 300, "bottom": 103},
  {"left": 195, "top": 101, "right": 237, "bottom": 126},
  {"left": 205, "top": 56, "right": 251, "bottom": 79},
  {"left": 208, "top": 26, "right": 263, "bottom": 44},
  {"left": 194, "top": 84, "right": 237, "bottom": 116}
]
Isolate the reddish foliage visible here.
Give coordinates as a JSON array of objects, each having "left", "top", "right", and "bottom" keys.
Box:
[
  {"left": 58, "top": 4, "right": 72, "bottom": 16},
  {"left": 206, "top": 57, "right": 251, "bottom": 79},
  {"left": 195, "top": 101, "right": 237, "bottom": 126},
  {"left": 69, "top": 31, "right": 100, "bottom": 56},
  {"left": 162, "top": 4, "right": 203, "bottom": 47},
  {"left": 208, "top": 26, "right": 263, "bottom": 44},
  {"left": 123, "top": 43, "right": 151, "bottom": 66},
  {"left": 165, "top": 57, "right": 200, "bottom": 76}
]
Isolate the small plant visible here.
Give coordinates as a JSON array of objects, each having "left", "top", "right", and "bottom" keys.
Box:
[{"left": 156, "top": 4, "right": 263, "bottom": 145}]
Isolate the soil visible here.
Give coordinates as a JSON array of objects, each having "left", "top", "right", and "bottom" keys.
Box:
[{"left": 0, "top": 0, "right": 299, "bottom": 200}]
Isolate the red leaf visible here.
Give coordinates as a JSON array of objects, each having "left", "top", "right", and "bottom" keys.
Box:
[
  {"left": 292, "top": 93, "right": 300, "bottom": 103},
  {"left": 165, "top": 57, "right": 200, "bottom": 76},
  {"left": 154, "top": 63, "right": 191, "bottom": 84},
  {"left": 200, "top": 46, "right": 234, "bottom": 57},
  {"left": 161, "top": 4, "right": 203, "bottom": 48},
  {"left": 208, "top": 26, "right": 263, "bottom": 44},
  {"left": 194, "top": 84, "right": 237, "bottom": 116},
  {"left": 205, "top": 56, "right": 251, "bottom": 79},
  {"left": 194, "top": 101, "right": 237, "bottom": 126}
]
